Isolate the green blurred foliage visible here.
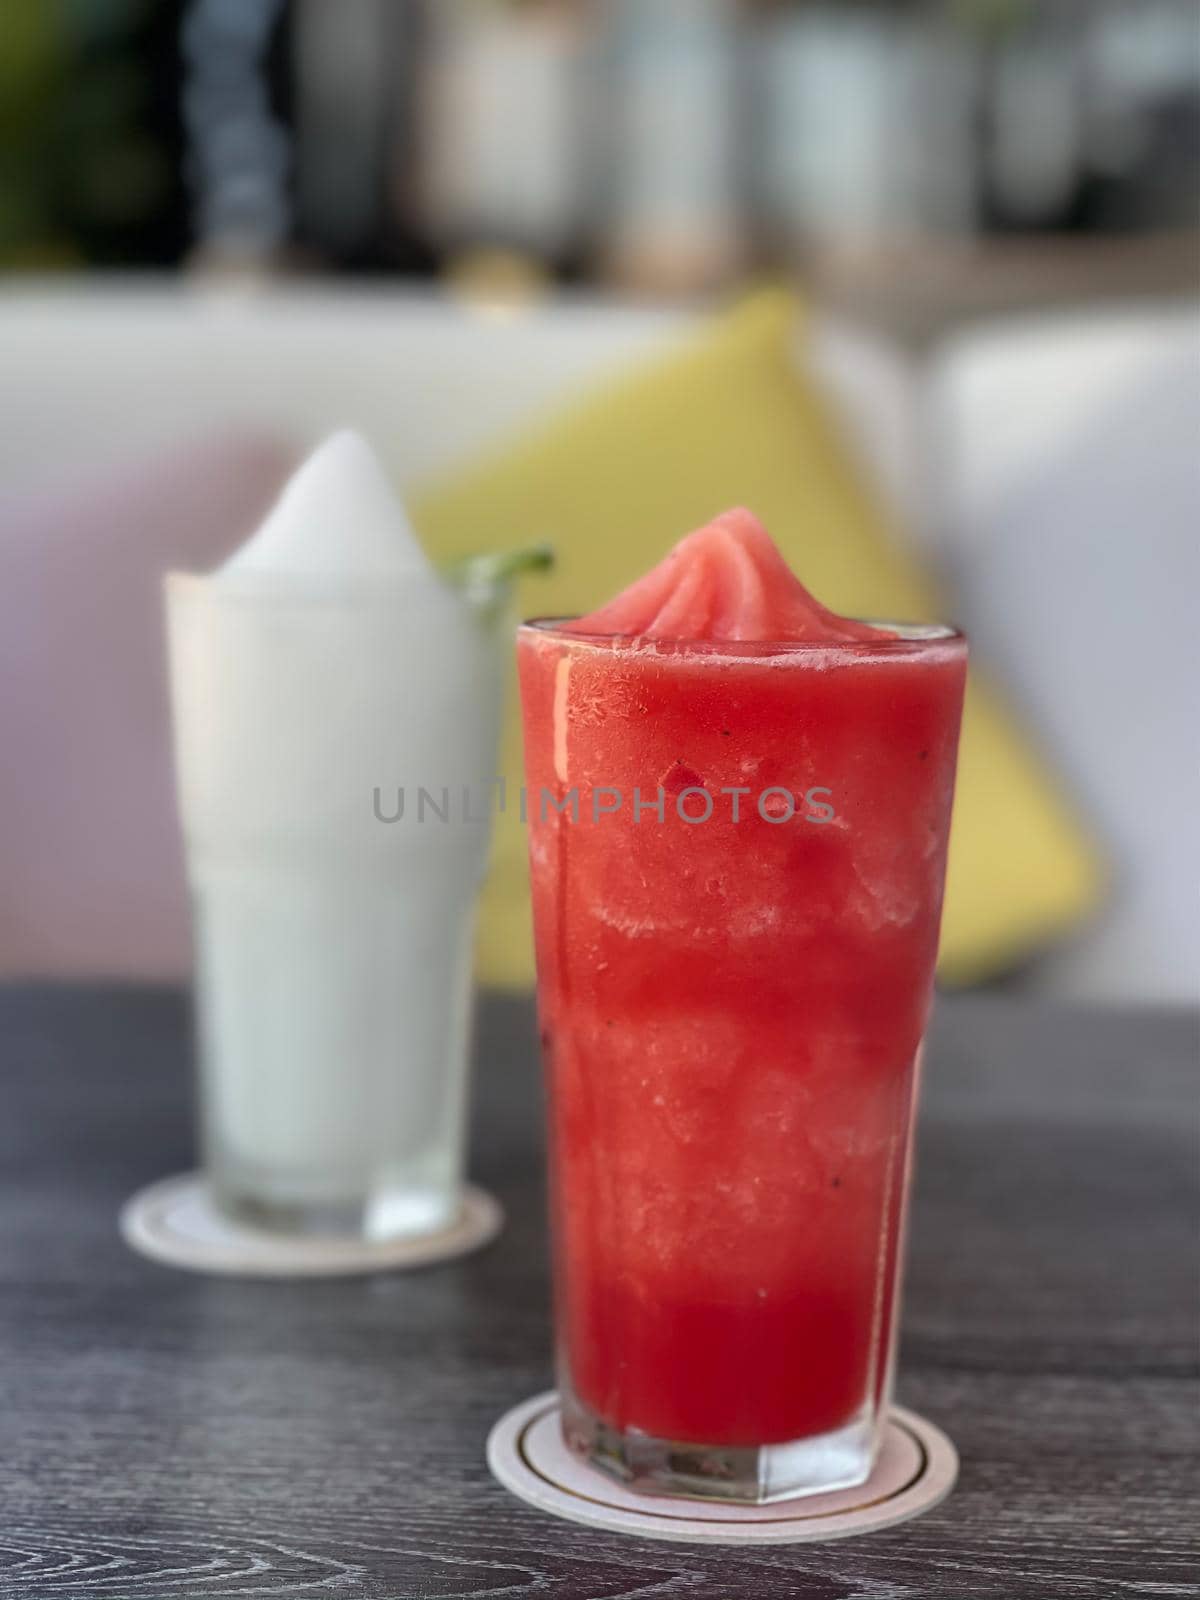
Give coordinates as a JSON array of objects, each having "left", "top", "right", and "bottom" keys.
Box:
[{"left": 0, "top": 0, "right": 179, "bottom": 269}]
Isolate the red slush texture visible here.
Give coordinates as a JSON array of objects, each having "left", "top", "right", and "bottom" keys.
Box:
[
  {"left": 519, "top": 513, "right": 966, "bottom": 1448},
  {"left": 567, "top": 506, "right": 893, "bottom": 645}
]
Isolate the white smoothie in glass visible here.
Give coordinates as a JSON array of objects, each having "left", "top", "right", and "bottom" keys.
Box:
[{"left": 167, "top": 432, "right": 507, "bottom": 1239}]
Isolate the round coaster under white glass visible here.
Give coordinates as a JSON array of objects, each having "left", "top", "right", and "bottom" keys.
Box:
[
  {"left": 487, "top": 1392, "right": 957, "bottom": 1546},
  {"left": 120, "top": 1172, "right": 503, "bottom": 1278}
]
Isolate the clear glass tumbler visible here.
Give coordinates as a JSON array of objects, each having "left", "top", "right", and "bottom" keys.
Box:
[
  {"left": 517, "top": 618, "right": 967, "bottom": 1501},
  {"left": 167, "top": 574, "right": 507, "bottom": 1240}
]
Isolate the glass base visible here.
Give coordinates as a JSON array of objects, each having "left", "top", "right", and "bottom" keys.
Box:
[
  {"left": 213, "top": 1181, "right": 458, "bottom": 1243},
  {"left": 561, "top": 1388, "right": 878, "bottom": 1504}
]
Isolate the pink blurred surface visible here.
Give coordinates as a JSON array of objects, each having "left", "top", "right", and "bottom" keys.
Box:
[{"left": 0, "top": 433, "right": 292, "bottom": 978}]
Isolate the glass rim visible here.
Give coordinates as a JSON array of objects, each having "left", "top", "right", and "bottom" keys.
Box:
[{"left": 519, "top": 615, "right": 966, "bottom": 658}]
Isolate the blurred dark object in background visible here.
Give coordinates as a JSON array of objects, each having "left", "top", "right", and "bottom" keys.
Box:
[
  {"left": 0, "top": 0, "right": 187, "bottom": 269},
  {"left": 181, "top": 0, "right": 291, "bottom": 268},
  {"left": 2, "top": 0, "right": 1197, "bottom": 286}
]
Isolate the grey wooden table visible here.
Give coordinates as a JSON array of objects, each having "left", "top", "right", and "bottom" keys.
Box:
[{"left": 1, "top": 986, "right": 1196, "bottom": 1599}]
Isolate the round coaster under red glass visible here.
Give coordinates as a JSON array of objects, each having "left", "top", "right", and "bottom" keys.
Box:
[{"left": 487, "top": 1391, "right": 957, "bottom": 1546}]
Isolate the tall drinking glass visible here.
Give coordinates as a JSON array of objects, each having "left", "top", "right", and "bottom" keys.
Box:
[
  {"left": 517, "top": 619, "right": 967, "bottom": 1501},
  {"left": 167, "top": 575, "right": 507, "bottom": 1240}
]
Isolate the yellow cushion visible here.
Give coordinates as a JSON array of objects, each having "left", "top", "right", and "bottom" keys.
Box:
[{"left": 414, "top": 291, "right": 1103, "bottom": 987}]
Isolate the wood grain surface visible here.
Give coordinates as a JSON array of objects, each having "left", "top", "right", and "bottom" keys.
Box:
[{"left": 0, "top": 986, "right": 1196, "bottom": 1600}]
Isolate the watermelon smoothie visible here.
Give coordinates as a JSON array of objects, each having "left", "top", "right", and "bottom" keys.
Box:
[{"left": 516, "top": 511, "right": 966, "bottom": 1502}]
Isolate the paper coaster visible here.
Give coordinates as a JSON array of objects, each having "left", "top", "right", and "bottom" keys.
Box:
[
  {"left": 120, "top": 1172, "right": 503, "bottom": 1278},
  {"left": 487, "top": 1392, "right": 957, "bottom": 1545}
]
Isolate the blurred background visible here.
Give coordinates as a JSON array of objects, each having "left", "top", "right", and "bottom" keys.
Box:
[
  {"left": 1, "top": 0, "right": 1197, "bottom": 1002},
  {"left": 5, "top": 0, "right": 1199, "bottom": 285}
]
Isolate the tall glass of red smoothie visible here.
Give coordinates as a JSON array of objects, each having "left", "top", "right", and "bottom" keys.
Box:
[{"left": 517, "top": 510, "right": 967, "bottom": 1502}]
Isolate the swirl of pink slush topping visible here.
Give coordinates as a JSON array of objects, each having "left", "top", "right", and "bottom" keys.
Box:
[{"left": 565, "top": 508, "right": 895, "bottom": 643}]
